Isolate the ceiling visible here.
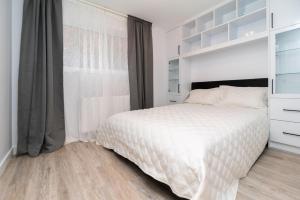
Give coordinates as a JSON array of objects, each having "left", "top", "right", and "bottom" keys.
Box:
[{"left": 90, "top": 0, "right": 225, "bottom": 30}]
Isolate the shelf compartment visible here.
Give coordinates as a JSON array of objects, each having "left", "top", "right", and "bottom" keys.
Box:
[
  {"left": 182, "top": 34, "right": 202, "bottom": 54},
  {"left": 183, "top": 32, "right": 201, "bottom": 43},
  {"left": 229, "top": 8, "right": 266, "bottom": 40},
  {"left": 276, "top": 27, "right": 300, "bottom": 53},
  {"left": 182, "top": 20, "right": 197, "bottom": 38},
  {"left": 169, "top": 59, "right": 179, "bottom": 70},
  {"left": 202, "top": 24, "right": 228, "bottom": 48},
  {"left": 197, "top": 12, "right": 214, "bottom": 32},
  {"left": 238, "top": 0, "right": 266, "bottom": 17},
  {"left": 182, "top": 31, "right": 267, "bottom": 58},
  {"left": 215, "top": 1, "right": 236, "bottom": 26},
  {"left": 276, "top": 47, "right": 300, "bottom": 54},
  {"left": 275, "top": 73, "right": 300, "bottom": 94},
  {"left": 276, "top": 48, "right": 300, "bottom": 75}
]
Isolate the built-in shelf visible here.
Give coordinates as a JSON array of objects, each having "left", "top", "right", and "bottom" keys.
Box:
[
  {"left": 276, "top": 47, "right": 300, "bottom": 54},
  {"left": 276, "top": 72, "right": 300, "bottom": 75},
  {"left": 183, "top": 32, "right": 202, "bottom": 43},
  {"left": 182, "top": 34, "right": 202, "bottom": 55},
  {"left": 181, "top": 0, "right": 267, "bottom": 57},
  {"left": 182, "top": 31, "right": 267, "bottom": 58}
]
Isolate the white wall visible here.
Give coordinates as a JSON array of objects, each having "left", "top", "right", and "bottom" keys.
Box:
[
  {"left": 11, "top": 0, "right": 24, "bottom": 153},
  {"left": 0, "top": 0, "right": 12, "bottom": 168},
  {"left": 190, "top": 40, "right": 268, "bottom": 82},
  {"left": 152, "top": 25, "right": 168, "bottom": 107}
]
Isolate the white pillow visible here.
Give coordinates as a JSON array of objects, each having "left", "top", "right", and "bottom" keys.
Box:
[
  {"left": 185, "top": 87, "right": 222, "bottom": 105},
  {"left": 218, "top": 85, "right": 267, "bottom": 108}
]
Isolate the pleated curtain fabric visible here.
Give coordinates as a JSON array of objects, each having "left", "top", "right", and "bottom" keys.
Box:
[
  {"left": 128, "top": 16, "right": 154, "bottom": 110},
  {"left": 63, "top": 0, "right": 130, "bottom": 143},
  {"left": 17, "top": 0, "right": 65, "bottom": 156}
]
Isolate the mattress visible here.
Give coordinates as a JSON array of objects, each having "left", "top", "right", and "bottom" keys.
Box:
[{"left": 96, "top": 104, "right": 269, "bottom": 200}]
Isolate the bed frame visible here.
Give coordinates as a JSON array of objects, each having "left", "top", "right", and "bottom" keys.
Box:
[{"left": 191, "top": 78, "right": 268, "bottom": 90}]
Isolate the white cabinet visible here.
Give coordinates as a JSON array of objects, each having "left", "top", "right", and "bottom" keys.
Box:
[
  {"left": 270, "top": 24, "right": 300, "bottom": 97},
  {"left": 168, "top": 59, "right": 180, "bottom": 94},
  {"left": 269, "top": 24, "right": 300, "bottom": 154},
  {"left": 168, "top": 58, "right": 191, "bottom": 104},
  {"left": 166, "top": 27, "right": 181, "bottom": 59},
  {"left": 270, "top": 0, "right": 300, "bottom": 30},
  {"left": 167, "top": 28, "right": 190, "bottom": 104},
  {"left": 180, "top": 0, "right": 267, "bottom": 58}
]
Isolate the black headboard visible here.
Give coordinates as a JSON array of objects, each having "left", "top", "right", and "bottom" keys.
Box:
[{"left": 191, "top": 78, "right": 268, "bottom": 90}]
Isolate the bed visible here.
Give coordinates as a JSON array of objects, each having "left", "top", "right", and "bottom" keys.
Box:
[{"left": 96, "top": 78, "right": 269, "bottom": 200}]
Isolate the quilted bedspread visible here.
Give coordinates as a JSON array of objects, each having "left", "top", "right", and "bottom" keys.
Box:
[{"left": 96, "top": 104, "right": 269, "bottom": 200}]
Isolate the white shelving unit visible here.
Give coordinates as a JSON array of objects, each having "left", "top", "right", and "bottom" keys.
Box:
[
  {"left": 269, "top": 23, "right": 300, "bottom": 154},
  {"left": 181, "top": 0, "right": 267, "bottom": 58},
  {"left": 268, "top": 0, "right": 300, "bottom": 154}
]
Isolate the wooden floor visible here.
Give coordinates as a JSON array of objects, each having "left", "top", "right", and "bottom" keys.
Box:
[{"left": 0, "top": 142, "right": 300, "bottom": 200}]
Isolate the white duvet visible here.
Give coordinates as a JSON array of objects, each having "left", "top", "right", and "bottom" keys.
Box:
[{"left": 96, "top": 104, "right": 269, "bottom": 200}]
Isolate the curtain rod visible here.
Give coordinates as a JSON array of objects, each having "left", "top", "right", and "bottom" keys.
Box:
[{"left": 77, "top": 0, "right": 128, "bottom": 18}]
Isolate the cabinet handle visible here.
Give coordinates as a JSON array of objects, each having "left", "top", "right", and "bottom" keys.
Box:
[
  {"left": 178, "top": 45, "right": 181, "bottom": 55},
  {"left": 283, "top": 109, "right": 300, "bottom": 113},
  {"left": 271, "top": 13, "right": 274, "bottom": 28},
  {"left": 178, "top": 84, "right": 180, "bottom": 93},
  {"left": 283, "top": 132, "right": 300, "bottom": 137},
  {"left": 169, "top": 100, "right": 176, "bottom": 103},
  {"left": 271, "top": 79, "right": 274, "bottom": 94}
]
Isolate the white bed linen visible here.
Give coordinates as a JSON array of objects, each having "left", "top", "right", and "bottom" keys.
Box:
[{"left": 96, "top": 104, "right": 269, "bottom": 200}]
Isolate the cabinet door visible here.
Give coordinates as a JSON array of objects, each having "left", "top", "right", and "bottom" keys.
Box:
[
  {"left": 168, "top": 59, "right": 180, "bottom": 94},
  {"left": 166, "top": 27, "right": 181, "bottom": 59},
  {"left": 271, "top": 24, "right": 300, "bottom": 96},
  {"left": 270, "top": 0, "right": 300, "bottom": 30}
]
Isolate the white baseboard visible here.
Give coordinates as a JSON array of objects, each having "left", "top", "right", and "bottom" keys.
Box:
[
  {"left": 12, "top": 145, "right": 17, "bottom": 156},
  {"left": 0, "top": 147, "right": 13, "bottom": 177},
  {"left": 269, "top": 141, "right": 300, "bottom": 155}
]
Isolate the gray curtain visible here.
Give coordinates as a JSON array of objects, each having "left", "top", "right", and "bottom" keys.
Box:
[
  {"left": 17, "top": 0, "right": 65, "bottom": 156},
  {"left": 128, "top": 16, "right": 154, "bottom": 110}
]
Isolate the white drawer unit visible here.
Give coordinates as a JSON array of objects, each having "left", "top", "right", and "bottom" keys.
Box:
[
  {"left": 270, "top": 98, "right": 300, "bottom": 123},
  {"left": 270, "top": 120, "right": 300, "bottom": 148},
  {"left": 269, "top": 98, "right": 300, "bottom": 154}
]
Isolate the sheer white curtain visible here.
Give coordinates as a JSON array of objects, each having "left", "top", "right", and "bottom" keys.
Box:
[{"left": 63, "top": 0, "right": 129, "bottom": 143}]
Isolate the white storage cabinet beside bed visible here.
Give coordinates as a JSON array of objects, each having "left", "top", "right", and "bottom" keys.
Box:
[{"left": 268, "top": 8, "right": 300, "bottom": 154}]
